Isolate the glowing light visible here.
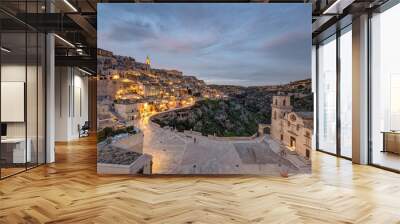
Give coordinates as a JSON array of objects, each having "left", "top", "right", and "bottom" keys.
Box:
[
  {"left": 77, "top": 67, "right": 92, "bottom": 76},
  {"left": 54, "top": 34, "right": 75, "bottom": 48},
  {"left": 1, "top": 47, "right": 11, "bottom": 53},
  {"left": 63, "top": 0, "right": 78, "bottom": 12}
]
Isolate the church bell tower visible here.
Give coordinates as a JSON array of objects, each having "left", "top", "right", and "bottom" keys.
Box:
[{"left": 145, "top": 56, "right": 151, "bottom": 66}]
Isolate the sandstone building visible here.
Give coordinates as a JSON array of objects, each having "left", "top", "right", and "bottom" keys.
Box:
[{"left": 271, "top": 95, "right": 313, "bottom": 159}]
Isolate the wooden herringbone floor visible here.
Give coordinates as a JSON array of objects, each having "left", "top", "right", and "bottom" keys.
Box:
[{"left": 1, "top": 136, "right": 400, "bottom": 224}]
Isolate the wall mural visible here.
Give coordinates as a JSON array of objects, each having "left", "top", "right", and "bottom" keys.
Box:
[{"left": 97, "top": 3, "right": 313, "bottom": 176}]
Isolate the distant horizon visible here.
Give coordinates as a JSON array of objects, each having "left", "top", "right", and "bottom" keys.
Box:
[
  {"left": 100, "top": 47, "right": 311, "bottom": 88},
  {"left": 98, "top": 4, "right": 311, "bottom": 86}
]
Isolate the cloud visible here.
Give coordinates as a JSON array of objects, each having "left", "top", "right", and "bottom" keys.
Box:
[
  {"left": 103, "top": 19, "right": 160, "bottom": 42},
  {"left": 139, "top": 32, "right": 219, "bottom": 54},
  {"left": 263, "top": 30, "right": 309, "bottom": 51},
  {"left": 98, "top": 4, "right": 311, "bottom": 86}
]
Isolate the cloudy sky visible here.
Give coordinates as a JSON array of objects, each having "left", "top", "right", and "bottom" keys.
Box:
[{"left": 98, "top": 4, "right": 311, "bottom": 86}]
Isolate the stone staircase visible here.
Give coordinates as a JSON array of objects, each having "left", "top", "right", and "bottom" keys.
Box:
[{"left": 263, "top": 136, "right": 311, "bottom": 171}]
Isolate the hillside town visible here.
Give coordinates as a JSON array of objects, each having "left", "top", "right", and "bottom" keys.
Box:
[
  {"left": 97, "top": 48, "right": 223, "bottom": 130},
  {"left": 97, "top": 49, "right": 313, "bottom": 175}
]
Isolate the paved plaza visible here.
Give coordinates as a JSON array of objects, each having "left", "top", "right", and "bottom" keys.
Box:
[{"left": 136, "top": 116, "right": 310, "bottom": 176}]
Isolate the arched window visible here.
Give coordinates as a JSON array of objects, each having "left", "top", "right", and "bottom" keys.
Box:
[
  {"left": 283, "top": 99, "right": 286, "bottom": 106},
  {"left": 273, "top": 111, "right": 277, "bottom": 120}
]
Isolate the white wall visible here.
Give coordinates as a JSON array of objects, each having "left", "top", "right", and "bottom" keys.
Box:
[
  {"left": 55, "top": 67, "right": 69, "bottom": 141},
  {"left": 71, "top": 72, "right": 89, "bottom": 138},
  {"left": 54, "top": 67, "right": 89, "bottom": 141},
  {"left": 1, "top": 64, "right": 26, "bottom": 138}
]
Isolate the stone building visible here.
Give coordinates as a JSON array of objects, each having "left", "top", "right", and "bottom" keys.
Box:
[
  {"left": 114, "top": 101, "right": 142, "bottom": 125},
  {"left": 271, "top": 95, "right": 313, "bottom": 159},
  {"left": 97, "top": 102, "right": 114, "bottom": 130},
  {"left": 142, "top": 84, "right": 161, "bottom": 97}
]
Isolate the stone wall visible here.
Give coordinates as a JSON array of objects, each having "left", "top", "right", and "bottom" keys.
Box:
[
  {"left": 97, "top": 154, "right": 152, "bottom": 175},
  {"left": 111, "top": 132, "right": 144, "bottom": 154},
  {"left": 207, "top": 133, "right": 258, "bottom": 141}
]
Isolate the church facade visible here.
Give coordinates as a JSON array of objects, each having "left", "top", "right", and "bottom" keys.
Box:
[{"left": 270, "top": 95, "right": 313, "bottom": 160}]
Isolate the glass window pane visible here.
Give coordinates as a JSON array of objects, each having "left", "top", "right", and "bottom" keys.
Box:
[
  {"left": 38, "top": 33, "right": 46, "bottom": 165},
  {"left": 1, "top": 31, "right": 27, "bottom": 177},
  {"left": 340, "top": 28, "right": 352, "bottom": 158},
  {"left": 317, "top": 35, "right": 337, "bottom": 154},
  {"left": 371, "top": 4, "right": 400, "bottom": 171},
  {"left": 0, "top": 1, "right": 46, "bottom": 179},
  {"left": 27, "top": 31, "right": 38, "bottom": 169}
]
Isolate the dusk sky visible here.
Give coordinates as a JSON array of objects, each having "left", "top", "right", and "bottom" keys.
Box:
[{"left": 98, "top": 4, "right": 311, "bottom": 86}]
